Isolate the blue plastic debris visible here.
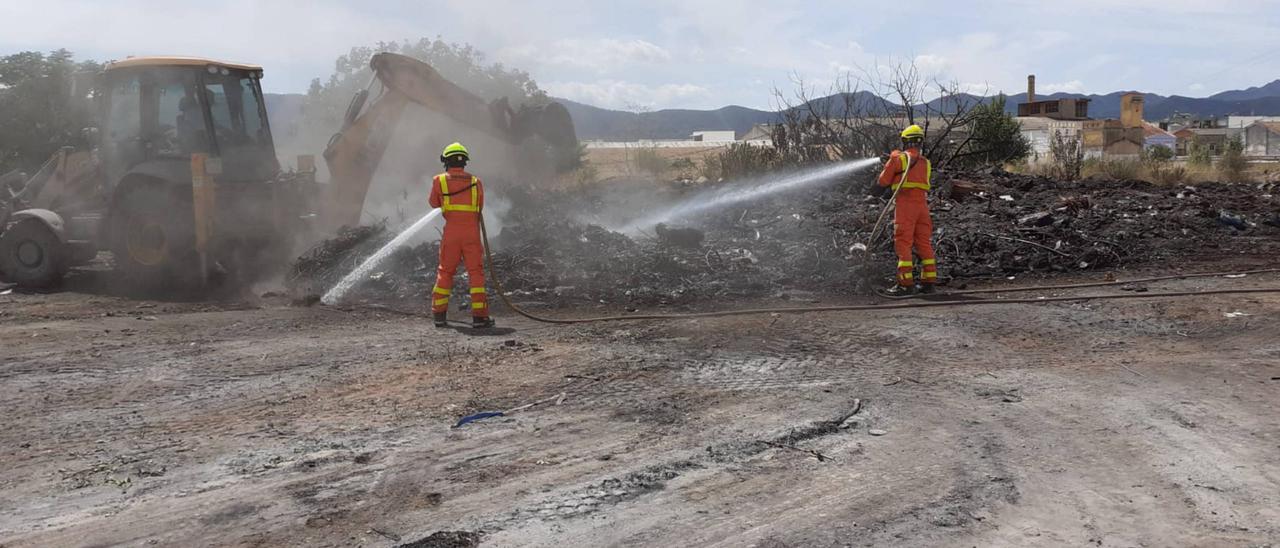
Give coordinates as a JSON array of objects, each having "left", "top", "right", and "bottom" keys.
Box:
[{"left": 452, "top": 411, "right": 504, "bottom": 428}]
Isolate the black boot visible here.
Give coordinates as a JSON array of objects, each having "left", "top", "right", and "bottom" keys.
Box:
[
  {"left": 472, "top": 316, "right": 496, "bottom": 329},
  {"left": 918, "top": 283, "right": 936, "bottom": 294},
  {"left": 433, "top": 312, "right": 448, "bottom": 328}
]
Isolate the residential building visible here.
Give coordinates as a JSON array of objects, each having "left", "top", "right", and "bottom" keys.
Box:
[
  {"left": 1083, "top": 119, "right": 1143, "bottom": 157},
  {"left": 1017, "top": 117, "right": 1085, "bottom": 157},
  {"left": 1143, "top": 122, "right": 1176, "bottom": 151},
  {"left": 1225, "top": 115, "right": 1280, "bottom": 129},
  {"left": 1081, "top": 93, "right": 1145, "bottom": 157},
  {"left": 1174, "top": 128, "right": 1243, "bottom": 155},
  {"left": 1244, "top": 121, "right": 1280, "bottom": 156}
]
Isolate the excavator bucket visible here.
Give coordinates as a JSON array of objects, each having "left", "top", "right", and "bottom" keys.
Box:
[{"left": 320, "top": 53, "right": 577, "bottom": 231}]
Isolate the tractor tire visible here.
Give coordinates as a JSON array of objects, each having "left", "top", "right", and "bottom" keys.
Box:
[
  {"left": 0, "top": 218, "right": 68, "bottom": 288},
  {"left": 110, "top": 186, "right": 199, "bottom": 289}
]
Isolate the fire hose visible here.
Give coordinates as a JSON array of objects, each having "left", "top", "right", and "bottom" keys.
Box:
[{"left": 476, "top": 214, "right": 1280, "bottom": 325}]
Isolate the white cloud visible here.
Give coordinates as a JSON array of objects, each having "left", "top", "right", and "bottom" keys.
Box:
[
  {"left": 500, "top": 38, "right": 671, "bottom": 74},
  {"left": 1040, "top": 80, "right": 1086, "bottom": 94},
  {"left": 3, "top": 0, "right": 1278, "bottom": 109},
  {"left": 1188, "top": 83, "right": 1206, "bottom": 92},
  {"left": 545, "top": 80, "right": 711, "bottom": 110},
  {"left": 0, "top": 0, "right": 419, "bottom": 92},
  {"left": 913, "top": 54, "right": 950, "bottom": 75}
]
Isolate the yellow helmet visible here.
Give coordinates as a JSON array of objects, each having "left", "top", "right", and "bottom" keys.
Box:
[
  {"left": 441, "top": 142, "right": 470, "bottom": 161},
  {"left": 900, "top": 125, "right": 925, "bottom": 140}
]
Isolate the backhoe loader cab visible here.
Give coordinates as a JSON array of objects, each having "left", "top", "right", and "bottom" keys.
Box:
[
  {"left": 0, "top": 56, "right": 294, "bottom": 290},
  {"left": 99, "top": 57, "right": 279, "bottom": 185}
]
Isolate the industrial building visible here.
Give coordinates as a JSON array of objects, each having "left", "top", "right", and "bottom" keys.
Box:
[{"left": 1244, "top": 121, "right": 1280, "bottom": 157}]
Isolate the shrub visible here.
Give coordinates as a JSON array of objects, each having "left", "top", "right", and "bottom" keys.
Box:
[
  {"left": 1218, "top": 137, "right": 1248, "bottom": 182},
  {"left": 670, "top": 157, "right": 697, "bottom": 180},
  {"left": 1187, "top": 142, "right": 1212, "bottom": 167},
  {"left": 714, "top": 142, "right": 781, "bottom": 180},
  {"left": 698, "top": 155, "right": 722, "bottom": 181},
  {"left": 1144, "top": 144, "right": 1174, "bottom": 162},
  {"left": 630, "top": 147, "right": 666, "bottom": 178},
  {"left": 1048, "top": 131, "right": 1083, "bottom": 181},
  {"left": 1085, "top": 157, "right": 1142, "bottom": 181},
  {"left": 570, "top": 162, "right": 599, "bottom": 186},
  {"left": 1148, "top": 163, "right": 1189, "bottom": 185}
]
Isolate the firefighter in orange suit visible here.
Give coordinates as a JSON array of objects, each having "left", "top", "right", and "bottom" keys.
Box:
[
  {"left": 876, "top": 125, "right": 938, "bottom": 295},
  {"left": 429, "top": 142, "right": 495, "bottom": 328}
]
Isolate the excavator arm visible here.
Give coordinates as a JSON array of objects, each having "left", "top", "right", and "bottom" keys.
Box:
[{"left": 320, "top": 52, "right": 577, "bottom": 231}]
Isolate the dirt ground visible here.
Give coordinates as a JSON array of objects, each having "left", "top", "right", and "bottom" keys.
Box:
[{"left": 2, "top": 267, "right": 1280, "bottom": 547}]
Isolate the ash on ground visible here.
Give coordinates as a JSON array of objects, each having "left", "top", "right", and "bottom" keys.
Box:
[{"left": 288, "top": 169, "right": 1280, "bottom": 308}]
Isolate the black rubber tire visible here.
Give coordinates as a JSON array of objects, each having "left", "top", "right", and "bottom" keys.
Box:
[
  {"left": 109, "top": 185, "right": 198, "bottom": 289},
  {"left": 0, "top": 218, "right": 68, "bottom": 288}
]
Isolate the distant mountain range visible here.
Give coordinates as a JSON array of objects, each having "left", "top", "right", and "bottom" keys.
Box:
[
  {"left": 264, "top": 79, "right": 1280, "bottom": 142},
  {"left": 558, "top": 79, "right": 1280, "bottom": 140}
]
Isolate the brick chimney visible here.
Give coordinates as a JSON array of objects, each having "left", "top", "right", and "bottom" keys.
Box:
[
  {"left": 1120, "top": 92, "right": 1144, "bottom": 129},
  {"left": 1027, "top": 75, "right": 1036, "bottom": 103}
]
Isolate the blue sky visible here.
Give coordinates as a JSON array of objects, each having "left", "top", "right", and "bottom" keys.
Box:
[{"left": 2, "top": 0, "right": 1278, "bottom": 110}]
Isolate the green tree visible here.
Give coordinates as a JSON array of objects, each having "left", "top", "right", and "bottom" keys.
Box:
[
  {"left": 0, "top": 49, "right": 102, "bottom": 174},
  {"left": 952, "top": 95, "right": 1030, "bottom": 168}
]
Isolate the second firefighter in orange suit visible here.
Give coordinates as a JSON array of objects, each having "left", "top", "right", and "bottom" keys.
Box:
[
  {"left": 877, "top": 124, "right": 938, "bottom": 295},
  {"left": 429, "top": 142, "right": 495, "bottom": 328}
]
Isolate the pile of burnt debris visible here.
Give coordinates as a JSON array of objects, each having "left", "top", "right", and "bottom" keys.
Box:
[
  {"left": 288, "top": 168, "right": 1280, "bottom": 307},
  {"left": 829, "top": 168, "right": 1280, "bottom": 280}
]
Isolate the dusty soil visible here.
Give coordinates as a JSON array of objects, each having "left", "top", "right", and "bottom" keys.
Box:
[
  {"left": 3, "top": 267, "right": 1279, "bottom": 547},
  {"left": 582, "top": 147, "right": 725, "bottom": 180}
]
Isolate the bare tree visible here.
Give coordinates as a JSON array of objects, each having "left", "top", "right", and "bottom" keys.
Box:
[{"left": 770, "top": 59, "right": 989, "bottom": 168}]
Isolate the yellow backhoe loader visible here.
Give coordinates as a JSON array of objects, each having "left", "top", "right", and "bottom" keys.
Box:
[{"left": 0, "top": 52, "right": 576, "bottom": 289}]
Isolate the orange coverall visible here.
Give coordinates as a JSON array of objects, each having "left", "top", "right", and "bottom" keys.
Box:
[
  {"left": 877, "top": 148, "right": 937, "bottom": 287},
  {"left": 428, "top": 167, "right": 488, "bottom": 317}
]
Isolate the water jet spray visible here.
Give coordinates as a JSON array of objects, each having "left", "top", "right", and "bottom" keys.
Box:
[
  {"left": 615, "top": 157, "right": 880, "bottom": 233},
  {"left": 321, "top": 209, "right": 443, "bottom": 305}
]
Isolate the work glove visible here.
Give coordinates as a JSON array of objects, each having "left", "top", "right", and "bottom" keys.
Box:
[{"left": 866, "top": 181, "right": 888, "bottom": 198}]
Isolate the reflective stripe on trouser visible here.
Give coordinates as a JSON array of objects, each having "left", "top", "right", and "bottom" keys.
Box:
[
  {"left": 921, "top": 258, "right": 938, "bottom": 283},
  {"left": 470, "top": 287, "right": 488, "bottom": 316},
  {"left": 897, "top": 260, "right": 914, "bottom": 287},
  {"left": 893, "top": 198, "right": 936, "bottom": 286},
  {"left": 431, "top": 286, "right": 451, "bottom": 312},
  {"left": 434, "top": 230, "right": 488, "bottom": 317}
]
